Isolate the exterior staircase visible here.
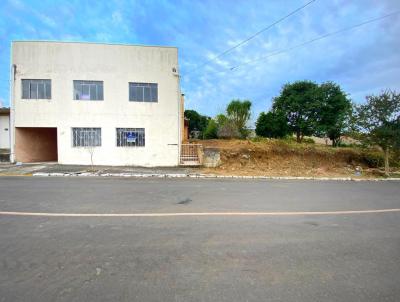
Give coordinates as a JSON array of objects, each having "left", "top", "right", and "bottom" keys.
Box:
[{"left": 180, "top": 144, "right": 202, "bottom": 166}]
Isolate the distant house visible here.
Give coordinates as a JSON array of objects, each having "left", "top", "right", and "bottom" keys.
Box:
[
  {"left": 0, "top": 107, "right": 10, "bottom": 162},
  {"left": 0, "top": 107, "right": 10, "bottom": 149},
  {"left": 9, "top": 41, "right": 185, "bottom": 166}
]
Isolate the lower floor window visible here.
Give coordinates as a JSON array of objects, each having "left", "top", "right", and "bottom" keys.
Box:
[
  {"left": 116, "top": 128, "right": 145, "bottom": 147},
  {"left": 72, "top": 128, "right": 101, "bottom": 147}
]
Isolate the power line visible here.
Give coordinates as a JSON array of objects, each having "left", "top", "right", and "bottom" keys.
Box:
[
  {"left": 199, "top": 10, "right": 400, "bottom": 78},
  {"left": 184, "top": 0, "right": 317, "bottom": 76}
]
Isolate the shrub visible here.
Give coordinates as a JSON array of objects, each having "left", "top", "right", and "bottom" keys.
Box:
[
  {"left": 360, "top": 151, "right": 384, "bottom": 168},
  {"left": 203, "top": 119, "right": 218, "bottom": 139},
  {"left": 255, "top": 111, "right": 290, "bottom": 138},
  {"left": 302, "top": 137, "right": 315, "bottom": 144},
  {"left": 217, "top": 120, "right": 240, "bottom": 139},
  {"left": 251, "top": 136, "right": 269, "bottom": 143}
]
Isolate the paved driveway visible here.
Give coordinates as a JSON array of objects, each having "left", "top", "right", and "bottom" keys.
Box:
[{"left": 0, "top": 177, "right": 399, "bottom": 301}]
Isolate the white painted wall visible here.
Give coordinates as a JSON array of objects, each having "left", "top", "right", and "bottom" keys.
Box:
[
  {"left": 0, "top": 115, "right": 10, "bottom": 149},
  {"left": 11, "top": 41, "right": 181, "bottom": 166}
]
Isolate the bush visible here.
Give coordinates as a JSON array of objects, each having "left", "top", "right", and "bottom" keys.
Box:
[
  {"left": 302, "top": 137, "right": 315, "bottom": 144},
  {"left": 203, "top": 119, "right": 218, "bottom": 139},
  {"left": 251, "top": 136, "right": 270, "bottom": 143},
  {"left": 255, "top": 111, "right": 290, "bottom": 138},
  {"left": 360, "top": 150, "right": 384, "bottom": 168},
  {"left": 337, "top": 141, "right": 358, "bottom": 148},
  {"left": 393, "top": 149, "right": 400, "bottom": 167},
  {"left": 359, "top": 149, "right": 400, "bottom": 169},
  {"left": 217, "top": 120, "right": 240, "bottom": 139}
]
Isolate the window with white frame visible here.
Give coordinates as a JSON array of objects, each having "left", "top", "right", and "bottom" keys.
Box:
[
  {"left": 22, "top": 79, "right": 51, "bottom": 99},
  {"left": 129, "top": 83, "right": 157, "bottom": 102},
  {"left": 73, "top": 80, "right": 103, "bottom": 100},
  {"left": 116, "top": 128, "right": 145, "bottom": 147},
  {"left": 72, "top": 128, "right": 101, "bottom": 147}
]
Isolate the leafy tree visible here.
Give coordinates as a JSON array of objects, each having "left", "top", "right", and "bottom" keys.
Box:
[
  {"left": 184, "top": 110, "right": 210, "bottom": 137},
  {"left": 317, "top": 82, "right": 352, "bottom": 146},
  {"left": 255, "top": 111, "right": 289, "bottom": 138},
  {"left": 226, "top": 99, "right": 252, "bottom": 138},
  {"left": 355, "top": 90, "right": 400, "bottom": 175},
  {"left": 203, "top": 119, "right": 218, "bottom": 139},
  {"left": 272, "top": 81, "right": 320, "bottom": 142},
  {"left": 216, "top": 114, "right": 229, "bottom": 127}
]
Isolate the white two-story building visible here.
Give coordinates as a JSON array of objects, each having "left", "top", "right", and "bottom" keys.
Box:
[{"left": 10, "top": 41, "right": 183, "bottom": 166}]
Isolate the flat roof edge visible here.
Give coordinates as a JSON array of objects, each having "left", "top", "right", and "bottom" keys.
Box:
[{"left": 11, "top": 40, "right": 178, "bottom": 49}]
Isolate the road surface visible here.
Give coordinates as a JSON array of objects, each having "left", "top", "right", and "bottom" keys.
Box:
[{"left": 0, "top": 177, "right": 399, "bottom": 301}]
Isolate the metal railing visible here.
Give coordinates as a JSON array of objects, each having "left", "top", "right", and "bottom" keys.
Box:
[{"left": 180, "top": 144, "right": 202, "bottom": 165}]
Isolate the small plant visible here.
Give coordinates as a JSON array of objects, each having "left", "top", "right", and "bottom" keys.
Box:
[
  {"left": 302, "top": 137, "right": 315, "bottom": 144},
  {"left": 251, "top": 136, "right": 269, "bottom": 143},
  {"left": 86, "top": 146, "right": 95, "bottom": 172}
]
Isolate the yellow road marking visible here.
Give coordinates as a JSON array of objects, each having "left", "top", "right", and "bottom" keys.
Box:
[
  {"left": 0, "top": 208, "right": 399, "bottom": 217},
  {"left": 0, "top": 173, "right": 33, "bottom": 177}
]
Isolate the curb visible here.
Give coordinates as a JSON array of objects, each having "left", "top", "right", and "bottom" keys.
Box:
[{"left": 30, "top": 172, "right": 400, "bottom": 181}]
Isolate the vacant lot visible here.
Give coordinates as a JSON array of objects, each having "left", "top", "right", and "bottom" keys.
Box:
[
  {"left": 0, "top": 177, "right": 399, "bottom": 301},
  {"left": 199, "top": 139, "right": 399, "bottom": 178}
]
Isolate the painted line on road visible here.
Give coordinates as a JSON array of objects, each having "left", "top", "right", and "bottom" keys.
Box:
[{"left": 0, "top": 208, "right": 399, "bottom": 217}]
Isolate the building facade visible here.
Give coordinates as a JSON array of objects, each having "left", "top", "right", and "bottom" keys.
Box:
[{"left": 10, "top": 41, "right": 182, "bottom": 166}]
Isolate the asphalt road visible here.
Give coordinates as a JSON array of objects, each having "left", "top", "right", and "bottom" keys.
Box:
[{"left": 0, "top": 177, "right": 399, "bottom": 302}]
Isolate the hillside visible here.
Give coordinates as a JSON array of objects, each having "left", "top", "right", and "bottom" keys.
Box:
[{"left": 197, "top": 139, "right": 398, "bottom": 178}]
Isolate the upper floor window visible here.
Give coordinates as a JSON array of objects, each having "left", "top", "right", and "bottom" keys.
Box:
[
  {"left": 22, "top": 79, "right": 51, "bottom": 99},
  {"left": 73, "top": 80, "right": 103, "bottom": 101},
  {"left": 72, "top": 127, "right": 102, "bottom": 147},
  {"left": 129, "top": 83, "right": 158, "bottom": 102}
]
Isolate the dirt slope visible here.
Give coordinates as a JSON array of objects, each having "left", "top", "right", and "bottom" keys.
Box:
[{"left": 197, "top": 139, "right": 387, "bottom": 178}]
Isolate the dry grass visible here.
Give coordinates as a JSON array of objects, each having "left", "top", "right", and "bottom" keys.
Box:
[{"left": 196, "top": 139, "right": 392, "bottom": 178}]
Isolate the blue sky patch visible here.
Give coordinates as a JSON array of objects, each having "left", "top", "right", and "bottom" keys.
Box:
[{"left": 0, "top": 0, "right": 399, "bottom": 125}]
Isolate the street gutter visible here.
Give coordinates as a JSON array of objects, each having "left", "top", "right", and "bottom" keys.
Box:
[{"left": 24, "top": 172, "right": 400, "bottom": 181}]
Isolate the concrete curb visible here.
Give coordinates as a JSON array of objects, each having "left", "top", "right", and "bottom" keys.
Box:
[{"left": 30, "top": 172, "right": 400, "bottom": 181}]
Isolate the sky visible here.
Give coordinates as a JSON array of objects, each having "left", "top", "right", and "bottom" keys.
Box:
[{"left": 0, "top": 0, "right": 399, "bottom": 125}]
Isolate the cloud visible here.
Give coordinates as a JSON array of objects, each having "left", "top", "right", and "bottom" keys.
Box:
[
  {"left": 112, "top": 11, "right": 123, "bottom": 25},
  {"left": 178, "top": 0, "right": 400, "bottom": 122},
  {"left": 0, "top": 0, "right": 399, "bottom": 119},
  {"left": 8, "top": 0, "right": 25, "bottom": 10},
  {"left": 35, "top": 12, "right": 56, "bottom": 28}
]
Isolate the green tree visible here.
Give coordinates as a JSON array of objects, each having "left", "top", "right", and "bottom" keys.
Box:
[
  {"left": 215, "top": 114, "right": 229, "bottom": 127},
  {"left": 226, "top": 99, "right": 252, "bottom": 138},
  {"left": 255, "top": 111, "right": 289, "bottom": 138},
  {"left": 355, "top": 90, "right": 400, "bottom": 175},
  {"left": 184, "top": 110, "right": 210, "bottom": 137},
  {"left": 272, "top": 81, "right": 320, "bottom": 142},
  {"left": 203, "top": 119, "right": 219, "bottom": 139},
  {"left": 317, "top": 82, "right": 352, "bottom": 146}
]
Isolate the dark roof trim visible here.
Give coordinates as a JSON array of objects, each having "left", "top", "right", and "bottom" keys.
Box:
[{"left": 0, "top": 108, "right": 10, "bottom": 115}]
